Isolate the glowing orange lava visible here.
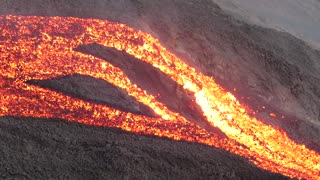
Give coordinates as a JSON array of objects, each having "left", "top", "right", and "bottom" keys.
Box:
[{"left": 0, "top": 15, "right": 319, "bottom": 179}]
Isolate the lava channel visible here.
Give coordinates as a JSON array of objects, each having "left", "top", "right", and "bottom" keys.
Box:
[{"left": 0, "top": 15, "right": 319, "bottom": 179}]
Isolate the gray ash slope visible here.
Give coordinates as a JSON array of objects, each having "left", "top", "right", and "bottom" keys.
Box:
[{"left": 0, "top": 0, "right": 319, "bottom": 179}]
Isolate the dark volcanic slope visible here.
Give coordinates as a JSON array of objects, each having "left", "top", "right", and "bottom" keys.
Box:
[{"left": 0, "top": 116, "right": 287, "bottom": 180}]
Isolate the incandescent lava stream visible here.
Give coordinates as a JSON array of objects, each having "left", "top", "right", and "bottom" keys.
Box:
[{"left": 0, "top": 15, "right": 319, "bottom": 179}]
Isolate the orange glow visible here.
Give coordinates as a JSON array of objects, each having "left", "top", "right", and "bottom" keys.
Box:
[
  {"left": 0, "top": 15, "right": 319, "bottom": 179},
  {"left": 270, "top": 113, "right": 277, "bottom": 118}
]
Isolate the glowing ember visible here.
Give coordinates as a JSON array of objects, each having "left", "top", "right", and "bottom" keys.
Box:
[{"left": 0, "top": 15, "right": 319, "bottom": 179}]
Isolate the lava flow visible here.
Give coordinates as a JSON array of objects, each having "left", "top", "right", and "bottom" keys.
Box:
[{"left": 0, "top": 15, "right": 319, "bottom": 179}]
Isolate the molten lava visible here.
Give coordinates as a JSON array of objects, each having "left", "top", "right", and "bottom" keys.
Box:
[{"left": 0, "top": 15, "right": 319, "bottom": 179}]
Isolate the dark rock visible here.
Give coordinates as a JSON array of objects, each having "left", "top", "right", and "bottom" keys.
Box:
[
  {"left": 27, "top": 74, "right": 157, "bottom": 118},
  {"left": 75, "top": 44, "right": 224, "bottom": 136}
]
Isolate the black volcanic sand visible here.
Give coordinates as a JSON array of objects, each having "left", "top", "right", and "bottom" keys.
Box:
[
  {"left": 0, "top": 0, "right": 320, "bottom": 179},
  {"left": 0, "top": 116, "right": 287, "bottom": 180}
]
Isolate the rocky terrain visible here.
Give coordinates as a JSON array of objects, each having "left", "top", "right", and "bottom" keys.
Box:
[{"left": 0, "top": 0, "right": 320, "bottom": 179}]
